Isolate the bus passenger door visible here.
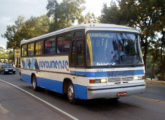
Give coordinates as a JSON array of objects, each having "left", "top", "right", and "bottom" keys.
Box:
[{"left": 70, "top": 31, "right": 85, "bottom": 67}]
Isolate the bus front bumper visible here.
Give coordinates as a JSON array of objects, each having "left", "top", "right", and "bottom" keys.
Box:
[{"left": 87, "top": 82, "right": 146, "bottom": 99}]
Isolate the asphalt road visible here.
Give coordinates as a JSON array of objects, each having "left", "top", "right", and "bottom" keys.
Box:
[{"left": 0, "top": 72, "right": 165, "bottom": 120}]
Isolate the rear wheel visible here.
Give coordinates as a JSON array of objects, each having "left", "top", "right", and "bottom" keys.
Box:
[
  {"left": 3, "top": 71, "right": 6, "bottom": 75},
  {"left": 19, "top": 72, "right": 22, "bottom": 80},
  {"left": 32, "top": 75, "right": 38, "bottom": 91},
  {"left": 110, "top": 98, "right": 119, "bottom": 102},
  {"left": 67, "top": 82, "right": 76, "bottom": 103}
]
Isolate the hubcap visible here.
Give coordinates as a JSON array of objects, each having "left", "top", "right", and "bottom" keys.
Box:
[
  {"left": 32, "top": 78, "right": 36, "bottom": 89},
  {"left": 68, "top": 85, "right": 74, "bottom": 101}
]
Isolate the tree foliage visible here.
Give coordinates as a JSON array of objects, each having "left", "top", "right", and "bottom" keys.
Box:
[
  {"left": 3, "top": 15, "right": 50, "bottom": 49},
  {"left": 47, "top": 0, "right": 85, "bottom": 31},
  {"left": 3, "top": 16, "right": 24, "bottom": 49},
  {"left": 81, "top": 12, "right": 99, "bottom": 24},
  {"left": 0, "top": 47, "right": 8, "bottom": 59}
]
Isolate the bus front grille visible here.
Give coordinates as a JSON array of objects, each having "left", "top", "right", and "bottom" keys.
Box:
[{"left": 108, "top": 77, "right": 133, "bottom": 83}]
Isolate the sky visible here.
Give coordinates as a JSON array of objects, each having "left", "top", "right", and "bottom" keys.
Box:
[{"left": 0, "top": 0, "right": 111, "bottom": 49}]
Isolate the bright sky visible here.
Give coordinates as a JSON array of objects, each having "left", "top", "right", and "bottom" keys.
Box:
[{"left": 0, "top": 0, "right": 111, "bottom": 49}]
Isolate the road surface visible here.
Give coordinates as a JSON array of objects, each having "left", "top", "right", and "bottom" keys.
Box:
[{"left": 0, "top": 72, "right": 165, "bottom": 120}]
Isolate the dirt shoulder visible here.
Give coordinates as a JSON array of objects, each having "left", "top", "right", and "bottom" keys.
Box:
[{"left": 146, "top": 80, "right": 165, "bottom": 86}]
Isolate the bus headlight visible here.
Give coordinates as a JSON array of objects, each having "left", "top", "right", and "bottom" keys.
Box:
[
  {"left": 133, "top": 76, "right": 142, "bottom": 80},
  {"left": 89, "top": 79, "right": 108, "bottom": 84},
  {"left": 101, "top": 79, "right": 108, "bottom": 83}
]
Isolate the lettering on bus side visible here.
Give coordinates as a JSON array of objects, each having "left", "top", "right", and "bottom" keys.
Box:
[
  {"left": 23, "top": 58, "right": 69, "bottom": 70},
  {"left": 39, "top": 60, "right": 69, "bottom": 69}
]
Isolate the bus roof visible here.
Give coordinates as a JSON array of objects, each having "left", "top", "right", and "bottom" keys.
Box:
[{"left": 21, "top": 23, "right": 139, "bottom": 45}]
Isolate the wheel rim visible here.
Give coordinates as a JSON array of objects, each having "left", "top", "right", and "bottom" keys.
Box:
[
  {"left": 32, "top": 77, "right": 36, "bottom": 89},
  {"left": 67, "top": 84, "right": 74, "bottom": 101}
]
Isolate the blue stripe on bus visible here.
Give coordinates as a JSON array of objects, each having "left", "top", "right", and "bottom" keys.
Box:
[
  {"left": 21, "top": 74, "right": 31, "bottom": 83},
  {"left": 74, "top": 84, "right": 87, "bottom": 100},
  {"left": 21, "top": 73, "right": 88, "bottom": 100},
  {"left": 71, "top": 70, "right": 145, "bottom": 77},
  {"left": 37, "top": 76, "right": 63, "bottom": 94}
]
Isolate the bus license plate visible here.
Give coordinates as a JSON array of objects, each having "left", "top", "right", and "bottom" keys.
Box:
[{"left": 117, "top": 92, "right": 127, "bottom": 97}]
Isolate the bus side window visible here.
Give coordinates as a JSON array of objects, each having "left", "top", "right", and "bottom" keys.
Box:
[
  {"left": 70, "top": 31, "right": 85, "bottom": 67},
  {"left": 71, "top": 41, "right": 77, "bottom": 66},
  {"left": 22, "top": 44, "right": 27, "bottom": 57},
  {"left": 44, "top": 37, "right": 56, "bottom": 55},
  {"left": 28, "top": 43, "right": 34, "bottom": 56},
  {"left": 35, "top": 40, "right": 43, "bottom": 56},
  {"left": 57, "top": 32, "right": 72, "bottom": 54}
]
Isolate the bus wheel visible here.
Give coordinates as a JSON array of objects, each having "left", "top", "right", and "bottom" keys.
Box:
[
  {"left": 67, "top": 83, "right": 76, "bottom": 103},
  {"left": 19, "top": 72, "right": 22, "bottom": 80},
  {"left": 32, "top": 75, "right": 38, "bottom": 91},
  {"left": 110, "top": 98, "right": 119, "bottom": 103}
]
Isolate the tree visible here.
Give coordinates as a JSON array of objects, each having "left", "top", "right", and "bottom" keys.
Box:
[
  {"left": 101, "top": 3, "right": 121, "bottom": 24},
  {"left": 47, "top": 0, "right": 85, "bottom": 31},
  {"left": 3, "top": 16, "right": 25, "bottom": 49},
  {"left": 81, "top": 12, "right": 99, "bottom": 24},
  {"left": 3, "top": 15, "right": 50, "bottom": 49},
  {"left": 16, "top": 15, "right": 50, "bottom": 40},
  {"left": 0, "top": 47, "right": 8, "bottom": 59}
]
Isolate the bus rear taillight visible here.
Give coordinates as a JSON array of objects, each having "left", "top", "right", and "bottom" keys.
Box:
[{"left": 142, "top": 76, "right": 146, "bottom": 80}]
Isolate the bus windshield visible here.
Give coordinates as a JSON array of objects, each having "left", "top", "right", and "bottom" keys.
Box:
[{"left": 86, "top": 31, "right": 143, "bottom": 67}]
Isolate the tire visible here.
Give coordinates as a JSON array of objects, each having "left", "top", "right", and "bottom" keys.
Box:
[
  {"left": 3, "top": 71, "right": 6, "bottom": 75},
  {"left": 13, "top": 71, "right": 16, "bottom": 74},
  {"left": 111, "top": 98, "right": 119, "bottom": 102},
  {"left": 19, "top": 72, "right": 22, "bottom": 80},
  {"left": 32, "top": 75, "right": 38, "bottom": 91},
  {"left": 67, "top": 82, "right": 76, "bottom": 103}
]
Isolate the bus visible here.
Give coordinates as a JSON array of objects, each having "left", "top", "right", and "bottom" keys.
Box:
[{"left": 20, "top": 24, "right": 146, "bottom": 103}]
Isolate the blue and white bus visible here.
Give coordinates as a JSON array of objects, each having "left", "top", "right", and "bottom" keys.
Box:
[{"left": 20, "top": 24, "right": 146, "bottom": 102}]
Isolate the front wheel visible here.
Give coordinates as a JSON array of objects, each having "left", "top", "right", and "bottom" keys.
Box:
[
  {"left": 32, "top": 75, "right": 38, "bottom": 91},
  {"left": 67, "top": 83, "right": 76, "bottom": 103}
]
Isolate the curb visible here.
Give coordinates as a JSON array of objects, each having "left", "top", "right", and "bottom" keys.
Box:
[{"left": 146, "top": 80, "right": 165, "bottom": 86}]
